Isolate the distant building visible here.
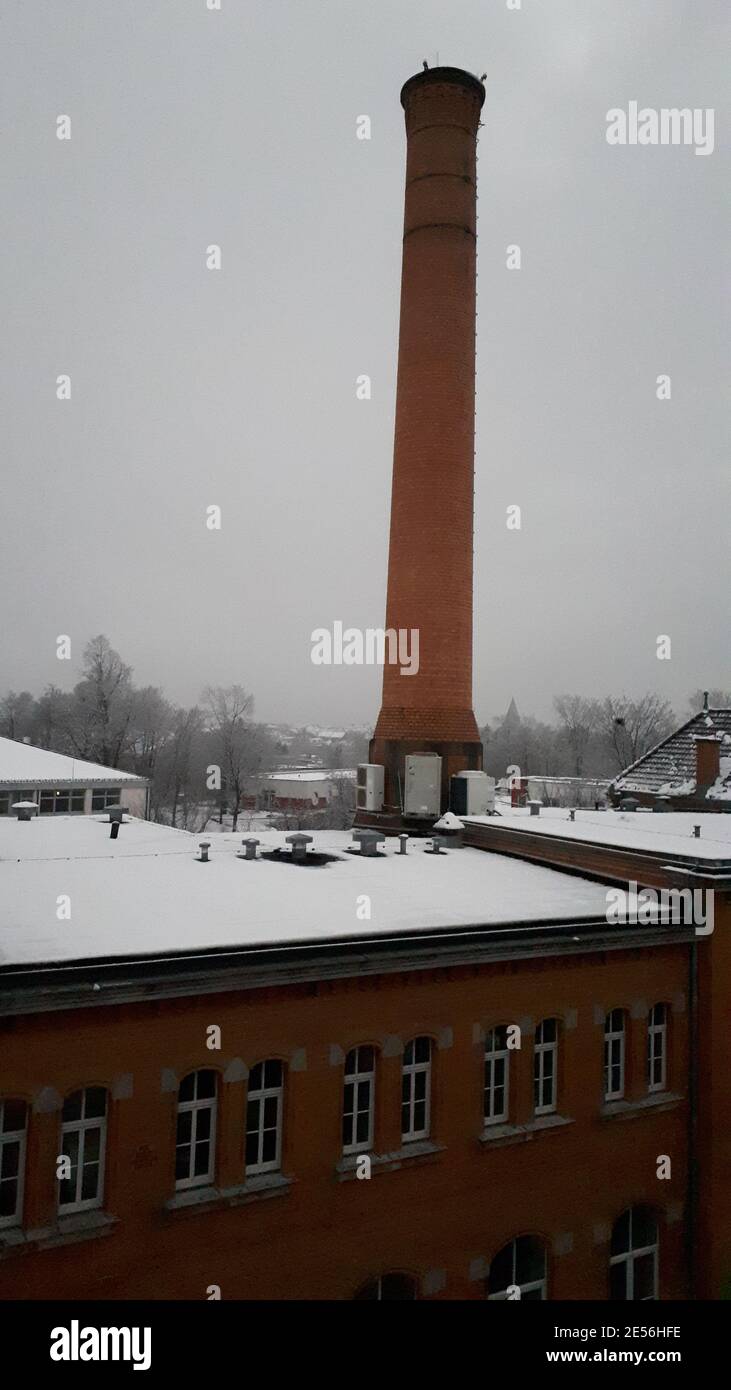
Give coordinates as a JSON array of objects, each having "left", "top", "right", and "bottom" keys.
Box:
[
  {"left": 610, "top": 698, "right": 731, "bottom": 811},
  {"left": 0, "top": 736, "right": 149, "bottom": 818},
  {"left": 304, "top": 726, "right": 346, "bottom": 747},
  {"left": 261, "top": 768, "right": 354, "bottom": 810},
  {"left": 501, "top": 697, "right": 521, "bottom": 732}
]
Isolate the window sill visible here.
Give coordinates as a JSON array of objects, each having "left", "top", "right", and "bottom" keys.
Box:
[
  {"left": 165, "top": 1173, "right": 292, "bottom": 1215},
  {"left": 479, "top": 1114, "right": 574, "bottom": 1148},
  {"left": 0, "top": 1210, "right": 117, "bottom": 1258},
  {"left": 335, "top": 1139, "right": 445, "bottom": 1181},
  {"left": 600, "top": 1092, "right": 684, "bottom": 1121},
  {"left": 226, "top": 1173, "right": 292, "bottom": 1206}
]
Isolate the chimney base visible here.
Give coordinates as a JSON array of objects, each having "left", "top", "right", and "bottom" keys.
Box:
[{"left": 367, "top": 732, "right": 483, "bottom": 816}]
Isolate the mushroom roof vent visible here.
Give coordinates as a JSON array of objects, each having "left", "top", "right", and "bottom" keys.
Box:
[{"left": 351, "top": 829, "right": 386, "bottom": 858}]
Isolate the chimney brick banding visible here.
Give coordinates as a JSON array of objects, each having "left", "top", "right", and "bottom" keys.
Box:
[{"left": 370, "top": 69, "right": 485, "bottom": 810}]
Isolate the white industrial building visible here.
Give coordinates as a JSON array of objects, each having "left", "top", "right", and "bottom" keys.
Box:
[{"left": 0, "top": 737, "right": 149, "bottom": 817}]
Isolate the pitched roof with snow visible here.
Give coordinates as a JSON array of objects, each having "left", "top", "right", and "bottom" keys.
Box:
[
  {"left": 611, "top": 709, "right": 731, "bottom": 799},
  {"left": 0, "top": 736, "right": 147, "bottom": 788}
]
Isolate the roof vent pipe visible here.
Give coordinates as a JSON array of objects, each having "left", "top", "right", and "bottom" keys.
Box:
[
  {"left": 11, "top": 801, "right": 38, "bottom": 822},
  {"left": 528, "top": 799, "right": 541, "bottom": 817},
  {"left": 693, "top": 824, "right": 701, "bottom": 838},
  {"left": 110, "top": 821, "right": 120, "bottom": 840},
  {"left": 198, "top": 841, "right": 211, "bottom": 863},
  {"left": 286, "top": 832, "right": 313, "bottom": 862},
  {"left": 352, "top": 829, "right": 386, "bottom": 857},
  {"left": 398, "top": 833, "right": 409, "bottom": 855},
  {"left": 239, "top": 838, "right": 260, "bottom": 860}
]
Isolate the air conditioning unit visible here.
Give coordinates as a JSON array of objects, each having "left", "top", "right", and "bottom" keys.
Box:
[
  {"left": 404, "top": 753, "right": 442, "bottom": 818},
  {"left": 450, "top": 770, "right": 495, "bottom": 816},
  {"left": 356, "top": 764, "right": 384, "bottom": 812}
]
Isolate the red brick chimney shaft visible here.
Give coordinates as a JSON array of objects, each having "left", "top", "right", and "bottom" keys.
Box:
[{"left": 370, "top": 68, "right": 485, "bottom": 809}]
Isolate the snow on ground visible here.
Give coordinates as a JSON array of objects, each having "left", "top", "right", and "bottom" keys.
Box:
[
  {"left": 466, "top": 806, "right": 731, "bottom": 861},
  {"left": 0, "top": 815, "right": 615, "bottom": 968}
]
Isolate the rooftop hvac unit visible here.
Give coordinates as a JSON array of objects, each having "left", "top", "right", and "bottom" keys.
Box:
[
  {"left": 450, "top": 770, "right": 495, "bottom": 816},
  {"left": 356, "top": 764, "right": 384, "bottom": 813},
  {"left": 404, "top": 753, "right": 442, "bottom": 818}
]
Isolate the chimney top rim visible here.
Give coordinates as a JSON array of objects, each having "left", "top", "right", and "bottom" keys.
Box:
[{"left": 401, "top": 67, "right": 486, "bottom": 111}]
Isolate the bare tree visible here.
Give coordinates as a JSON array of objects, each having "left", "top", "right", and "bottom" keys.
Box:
[
  {"left": 129, "top": 686, "right": 174, "bottom": 777},
  {"left": 32, "top": 685, "right": 72, "bottom": 750},
  {"left": 323, "top": 774, "right": 356, "bottom": 829},
  {"left": 0, "top": 690, "right": 35, "bottom": 741},
  {"left": 553, "top": 695, "right": 599, "bottom": 778},
  {"left": 62, "top": 635, "right": 134, "bottom": 766},
  {"left": 596, "top": 694, "right": 676, "bottom": 772},
  {"left": 481, "top": 714, "right": 556, "bottom": 779},
  {"left": 151, "top": 706, "right": 204, "bottom": 828},
  {"left": 202, "top": 685, "right": 257, "bottom": 831}
]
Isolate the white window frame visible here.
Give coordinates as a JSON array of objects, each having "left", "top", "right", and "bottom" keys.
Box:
[
  {"left": 0, "top": 1100, "right": 27, "bottom": 1230},
  {"left": 401, "top": 1038, "right": 431, "bottom": 1143},
  {"left": 484, "top": 1027, "right": 510, "bottom": 1125},
  {"left": 604, "top": 1009, "right": 626, "bottom": 1101},
  {"left": 246, "top": 1061, "right": 283, "bottom": 1175},
  {"left": 343, "top": 1047, "right": 375, "bottom": 1155},
  {"left": 647, "top": 1004, "right": 667, "bottom": 1093},
  {"left": 487, "top": 1237, "right": 547, "bottom": 1300},
  {"left": 175, "top": 1071, "right": 217, "bottom": 1191},
  {"left": 533, "top": 1018, "right": 558, "bottom": 1116},
  {"left": 609, "top": 1209, "right": 659, "bottom": 1300},
  {"left": 58, "top": 1088, "right": 107, "bottom": 1214}
]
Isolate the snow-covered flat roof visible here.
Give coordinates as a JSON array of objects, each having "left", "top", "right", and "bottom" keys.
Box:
[
  {"left": 0, "top": 737, "right": 146, "bottom": 787},
  {"left": 0, "top": 816, "right": 616, "bottom": 968},
  {"left": 465, "top": 806, "right": 731, "bottom": 862}
]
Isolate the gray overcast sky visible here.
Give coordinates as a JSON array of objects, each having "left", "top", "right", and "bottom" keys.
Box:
[{"left": 2, "top": 0, "right": 728, "bottom": 728}]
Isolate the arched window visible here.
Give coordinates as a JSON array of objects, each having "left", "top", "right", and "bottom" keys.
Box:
[
  {"left": 246, "top": 1061, "right": 284, "bottom": 1174},
  {"left": 647, "top": 1004, "right": 668, "bottom": 1093},
  {"left": 487, "top": 1236, "right": 547, "bottom": 1300},
  {"left": 175, "top": 1070, "right": 217, "bottom": 1190},
  {"left": 0, "top": 1099, "right": 27, "bottom": 1229},
  {"left": 343, "top": 1047, "right": 375, "bottom": 1154},
  {"left": 354, "top": 1273, "right": 418, "bottom": 1301},
  {"left": 604, "top": 1009, "right": 626, "bottom": 1100},
  {"left": 59, "top": 1087, "right": 107, "bottom": 1212},
  {"left": 610, "top": 1206, "right": 658, "bottom": 1300},
  {"left": 401, "top": 1038, "right": 431, "bottom": 1142},
  {"left": 484, "top": 1027, "right": 510, "bottom": 1125},
  {"left": 534, "top": 1019, "right": 558, "bottom": 1115}
]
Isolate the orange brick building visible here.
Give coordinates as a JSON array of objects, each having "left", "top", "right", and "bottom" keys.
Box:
[{"left": 1, "top": 811, "right": 729, "bottom": 1301}]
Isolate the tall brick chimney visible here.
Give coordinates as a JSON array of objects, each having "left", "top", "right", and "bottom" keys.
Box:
[{"left": 369, "top": 67, "right": 485, "bottom": 813}]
